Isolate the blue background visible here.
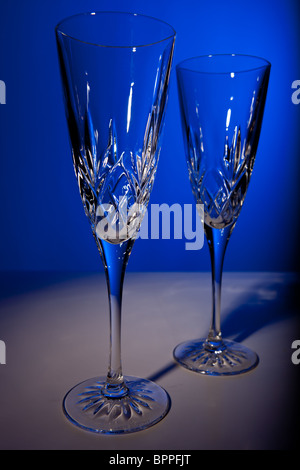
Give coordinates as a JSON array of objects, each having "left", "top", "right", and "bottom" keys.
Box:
[{"left": 0, "top": 0, "right": 299, "bottom": 273}]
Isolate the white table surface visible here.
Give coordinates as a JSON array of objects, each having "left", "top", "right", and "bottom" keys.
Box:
[{"left": 0, "top": 271, "right": 299, "bottom": 450}]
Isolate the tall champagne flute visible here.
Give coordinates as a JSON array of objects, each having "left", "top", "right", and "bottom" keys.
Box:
[
  {"left": 174, "top": 54, "right": 270, "bottom": 375},
  {"left": 55, "top": 11, "right": 175, "bottom": 433}
]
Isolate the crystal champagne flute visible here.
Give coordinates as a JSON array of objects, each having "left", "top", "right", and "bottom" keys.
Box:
[
  {"left": 56, "top": 11, "right": 175, "bottom": 433},
  {"left": 174, "top": 54, "right": 270, "bottom": 375}
]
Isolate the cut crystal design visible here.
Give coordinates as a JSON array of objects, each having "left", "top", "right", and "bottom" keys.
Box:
[
  {"left": 174, "top": 338, "right": 259, "bottom": 375},
  {"left": 77, "top": 378, "right": 155, "bottom": 421},
  {"left": 182, "top": 342, "right": 247, "bottom": 368},
  {"left": 187, "top": 122, "right": 257, "bottom": 229},
  {"left": 71, "top": 112, "right": 159, "bottom": 243},
  {"left": 71, "top": 69, "right": 172, "bottom": 244}
]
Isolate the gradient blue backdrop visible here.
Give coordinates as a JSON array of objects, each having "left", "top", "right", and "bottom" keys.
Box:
[{"left": 0, "top": 0, "right": 299, "bottom": 273}]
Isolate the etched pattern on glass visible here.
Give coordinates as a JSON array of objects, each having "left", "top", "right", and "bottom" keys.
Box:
[
  {"left": 179, "top": 339, "right": 248, "bottom": 370},
  {"left": 71, "top": 56, "right": 173, "bottom": 244},
  {"left": 187, "top": 125, "right": 256, "bottom": 229},
  {"left": 186, "top": 82, "right": 266, "bottom": 229},
  {"left": 77, "top": 378, "right": 155, "bottom": 422}
]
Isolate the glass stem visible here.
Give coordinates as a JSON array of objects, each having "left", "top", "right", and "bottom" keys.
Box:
[
  {"left": 205, "top": 223, "right": 234, "bottom": 350},
  {"left": 95, "top": 237, "right": 134, "bottom": 398}
]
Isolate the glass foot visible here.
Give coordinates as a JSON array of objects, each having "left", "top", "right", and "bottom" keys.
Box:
[
  {"left": 173, "top": 339, "right": 259, "bottom": 376},
  {"left": 63, "top": 375, "right": 170, "bottom": 434}
]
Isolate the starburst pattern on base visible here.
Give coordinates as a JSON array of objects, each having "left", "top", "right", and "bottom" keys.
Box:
[
  {"left": 77, "top": 378, "right": 155, "bottom": 420},
  {"left": 173, "top": 339, "right": 259, "bottom": 376},
  {"left": 63, "top": 376, "right": 170, "bottom": 434}
]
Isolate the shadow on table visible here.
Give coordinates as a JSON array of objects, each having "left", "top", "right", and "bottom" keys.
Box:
[
  {"left": 221, "top": 274, "right": 300, "bottom": 343},
  {"left": 147, "top": 274, "right": 300, "bottom": 383},
  {"left": 147, "top": 361, "right": 179, "bottom": 382}
]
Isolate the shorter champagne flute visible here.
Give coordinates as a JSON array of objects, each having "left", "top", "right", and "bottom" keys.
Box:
[{"left": 174, "top": 54, "right": 271, "bottom": 375}]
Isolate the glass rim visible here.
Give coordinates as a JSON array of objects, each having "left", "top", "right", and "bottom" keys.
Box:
[
  {"left": 55, "top": 10, "right": 176, "bottom": 48},
  {"left": 176, "top": 53, "right": 271, "bottom": 75}
]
